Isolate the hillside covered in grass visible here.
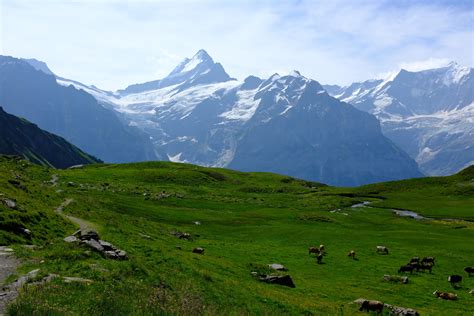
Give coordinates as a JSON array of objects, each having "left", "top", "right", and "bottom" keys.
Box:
[
  {"left": 0, "top": 156, "right": 473, "bottom": 315},
  {"left": 0, "top": 107, "right": 100, "bottom": 168}
]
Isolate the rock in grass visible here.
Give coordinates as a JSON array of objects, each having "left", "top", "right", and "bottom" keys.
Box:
[
  {"left": 63, "top": 276, "right": 93, "bottom": 284},
  {"left": 83, "top": 239, "right": 104, "bottom": 252},
  {"left": 1, "top": 198, "right": 17, "bottom": 209},
  {"left": 79, "top": 229, "right": 100, "bottom": 241},
  {"left": 268, "top": 263, "right": 287, "bottom": 271},
  {"left": 98, "top": 240, "right": 114, "bottom": 251},
  {"left": 259, "top": 275, "right": 295, "bottom": 288},
  {"left": 383, "top": 274, "right": 409, "bottom": 284},
  {"left": 64, "top": 236, "right": 78, "bottom": 243}
]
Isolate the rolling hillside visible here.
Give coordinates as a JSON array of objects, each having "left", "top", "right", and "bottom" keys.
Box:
[{"left": 0, "top": 157, "right": 472, "bottom": 315}]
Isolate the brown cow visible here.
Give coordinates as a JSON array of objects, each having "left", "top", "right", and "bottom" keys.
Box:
[
  {"left": 308, "top": 246, "right": 320, "bottom": 256},
  {"left": 359, "top": 300, "right": 384, "bottom": 314},
  {"left": 433, "top": 290, "right": 457, "bottom": 300},
  {"left": 347, "top": 250, "right": 356, "bottom": 259}
]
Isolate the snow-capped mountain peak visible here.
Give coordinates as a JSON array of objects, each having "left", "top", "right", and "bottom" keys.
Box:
[
  {"left": 168, "top": 49, "right": 214, "bottom": 76},
  {"left": 118, "top": 49, "right": 233, "bottom": 95}
]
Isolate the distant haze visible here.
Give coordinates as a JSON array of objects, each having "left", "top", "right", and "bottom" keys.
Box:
[{"left": 1, "top": 0, "right": 472, "bottom": 90}]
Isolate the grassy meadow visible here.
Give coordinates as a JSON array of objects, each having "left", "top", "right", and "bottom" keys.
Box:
[{"left": 0, "top": 156, "right": 473, "bottom": 315}]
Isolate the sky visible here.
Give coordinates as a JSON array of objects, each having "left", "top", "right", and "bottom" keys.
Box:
[{"left": 1, "top": 0, "right": 473, "bottom": 90}]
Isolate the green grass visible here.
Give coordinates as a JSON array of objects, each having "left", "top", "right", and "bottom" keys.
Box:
[{"left": 1, "top": 157, "right": 473, "bottom": 315}]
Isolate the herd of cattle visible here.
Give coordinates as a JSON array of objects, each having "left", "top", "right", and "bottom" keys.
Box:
[{"left": 307, "top": 244, "right": 473, "bottom": 314}]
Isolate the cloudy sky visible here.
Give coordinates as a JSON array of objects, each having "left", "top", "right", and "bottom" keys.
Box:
[{"left": 1, "top": 0, "right": 473, "bottom": 90}]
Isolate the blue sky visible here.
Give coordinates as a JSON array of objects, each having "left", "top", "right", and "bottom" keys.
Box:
[{"left": 1, "top": 0, "right": 473, "bottom": 90}]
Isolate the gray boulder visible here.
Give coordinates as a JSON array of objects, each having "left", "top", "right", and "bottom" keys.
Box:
[{"left": 259, "top": 275, "right": 295, "bottom": 288}]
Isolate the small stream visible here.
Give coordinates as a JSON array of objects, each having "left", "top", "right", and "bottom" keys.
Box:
[
  {"left": 349, "top": 201, "right": 468, "bottom": 223},
  {"left": 392, "top": 209, "right": 428, "bottom": 220}
]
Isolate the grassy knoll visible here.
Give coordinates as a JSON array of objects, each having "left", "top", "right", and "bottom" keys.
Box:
[{"left": 0, "top": 157, "right": 473, "bottom": 315}]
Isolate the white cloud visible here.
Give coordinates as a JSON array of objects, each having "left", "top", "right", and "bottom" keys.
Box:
[{"left": 1, "top": 0, "right": 472, "bottom": 89}]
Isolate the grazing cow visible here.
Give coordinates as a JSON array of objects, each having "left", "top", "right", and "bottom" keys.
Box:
[
  {"left": 347, "top": 250, "right": 356, "bottom": 259},
  {"left": 316, "top": 253, "right": 323, "bottom": 264},
  {"left": 433, "top": 290, "right": 457, "bottom": 300},
  {"left": 421, "top": 256, "right": 435, "bottom": 266},
  {"left": 376, "top": 246, "right": 389, "bottom": 255},
  {"left": 448, "top": 275, "right": 462, "bottom": 287},
  {"left": 464, "top": 267, "right": 474, "bottom": 277},
  {"left": 398, "top": 265, "right": 416, "bottom": 274},
  {"left": 308, "top": 246, "right": 320, "bottom": 256},
  {"left": 417, "top": 263, "right": 433, "bottom": 273},
  {"left": 359, "top": 300, "right": 384, "bottom": 314},
  {"left": 409, "top": 257, "right": 420, "bottom": 264},
  {"left": 319, "top": 244, "right": 325, "bottom": 252},
  {"left": 192, "top": 247, "right": 204, "bottom": 254}
]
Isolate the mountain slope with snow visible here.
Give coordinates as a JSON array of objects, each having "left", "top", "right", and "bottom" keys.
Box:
[
  {"left": 61, "top": 50, "right": 420, "bottom": 186},
  {"left": 0, "top": 56, "right": 158, "bottom": 163},
  {"left": 326, "top": 63, "right": 474, "bottom": 175}
]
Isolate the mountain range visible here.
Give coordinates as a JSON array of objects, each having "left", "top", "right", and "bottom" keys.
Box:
[
  {"left": 1, "top": 50, "right": 470, "bottom": 185},
  {"left": 0, "top": 56, "right": 159, "bottom": 163},
  {"left": 324, "top": 62, "right": 473, "bottom": 175},
  {"left": 52, "top": 50, "right": 421, "bottom": 186},
  {"left": 0, "top": 106, "right": 99, "bottom": 168}
]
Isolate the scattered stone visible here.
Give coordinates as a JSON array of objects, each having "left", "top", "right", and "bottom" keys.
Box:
[
  {"left": 139, "top": 233, "right": 151, "bottom": 239},
  {"left": 383, "top": 274, "right": 409, "bottom": 284},
  {"left": 0, "top": 247, "right": 14, "bottom": 252},
  {"left": 68, "top": 164, "right": 84, "bottom": 169},
  {"left": 22, "top": 245, "right": 37, "bottom": 250},
  {"left": 259, "top": 275, "right": 295, "bottom": 288},
  {"left": 67, "top": 182, "right": 76, "bottom": 187},
  {"left": 79, "top": 229, "right": 100, "bottom": 241},
  {"left": 66, "top": 229, "right": 128, "bottom": 260},
  {"left": 268, "top": 263, "right": 288, "bottom": 271},
  {"left": 83, "top": 239, "right": 104, "bottom": 252},
  {"left": 250, "top": 271, "right": 258, "bottom": 276},
  {"left": 98, "top": 240, "right": 114, "bottom": 251},
  {"left": 193, "top": 221, "right": 201, "bottom": 225},
  {"left": 63, "top": 276, "right": 93, "bottom": 284},
  {"left": 469, "top": 289, "right": 474, "bottom": 295},
  {"left": 384, "top": 304, "right": 419, "bottom": 316},
  {"left": 64, "top": 236, "right": 78, "bottom": 243},
  {"left": 21, "top": 228, "right": 31, "bottom": 236},
  {"left": 1, "top": 198, "right": 17, "bottom": 209},
  {"left": 192, "top": 247, "right": 205, "bottom": 254}
]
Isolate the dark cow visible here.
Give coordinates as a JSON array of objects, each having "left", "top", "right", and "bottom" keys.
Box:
[
  {"left": 433, "top": 290, "right": 457, "bottom": 300},
  {"left": 421, "top": 256, "right": 435, "bottom": 266},
  {"left": 308, "top": 246, "right": 320, "bottom": 256},
  {"left": 417, "top": 263, "right": 433, "bottom": 273},
  {"left": 192, "top": 247, "right": 204, "bottom": 254},
  {"left": 316, "top": 253, "right": 323, "bottom": 264},
  {"left": 448, "top": 275, "right": 462, "bottom": 287},
  {"left": 409, "top": 257, "right": 420, "bottom": 264},
  {"left": 464, "top": 266, "right": 474, "bottom": 277},
  {"left": 359, "top": 300, "right": 384, "bottom": 314},
  {"left": 347, "top": 250, "right": 356, "bottom": 259},
  {"left": 398, "top": 265, "right": 416, "bottom": 274}
]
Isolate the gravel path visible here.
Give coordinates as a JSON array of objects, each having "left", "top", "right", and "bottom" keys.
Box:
[{"left": 0, "top": 247, "right": 19, "bottom": 316}]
